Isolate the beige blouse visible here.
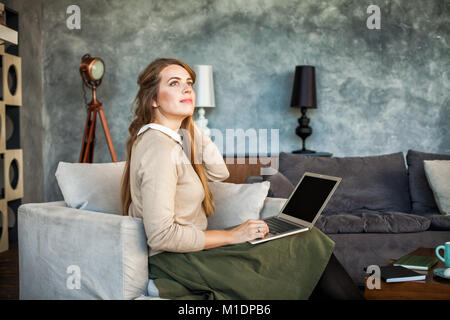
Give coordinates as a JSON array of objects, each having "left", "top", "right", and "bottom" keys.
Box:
[{"left": 128, "top": 124, "right": 229, "bottom": 256}]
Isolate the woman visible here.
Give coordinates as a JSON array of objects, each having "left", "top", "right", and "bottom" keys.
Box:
[{"left": 121, "top": 58, "right": 363, "bottom": 300}]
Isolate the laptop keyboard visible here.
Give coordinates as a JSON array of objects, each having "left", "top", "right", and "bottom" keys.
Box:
[{"left": 265, "top": 217, "right": 302, "bottom": 235}]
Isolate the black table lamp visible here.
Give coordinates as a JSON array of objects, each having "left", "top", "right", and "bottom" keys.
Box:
[{"left": 290, "top": 65, "right": 317, "bottom": 154}]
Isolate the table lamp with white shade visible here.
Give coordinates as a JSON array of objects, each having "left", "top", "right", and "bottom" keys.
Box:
[{"left": 193, "top": 65, "right": 215, "bottom": 137}]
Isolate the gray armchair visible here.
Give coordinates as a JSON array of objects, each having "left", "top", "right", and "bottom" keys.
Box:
[{"left": 18, "top": 201, "right": 149, "bottom": 300}]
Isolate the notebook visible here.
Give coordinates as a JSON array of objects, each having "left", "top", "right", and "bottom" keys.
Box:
[
  {"left": 393, "top": 254, "right": 438, "bottom": 271},
  {"left": 380, "top": 266, "right": 426, "bottom": 283}
]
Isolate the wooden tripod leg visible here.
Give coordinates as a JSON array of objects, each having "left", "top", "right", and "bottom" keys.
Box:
[
  {"left": 83, "top": 109, "right": 97, "bottom": 163},
  {"left": 89, "top": 115, "right": 96, "bottom": 163},
  {"left": 98, "top": 106, "right": 118, "bottom": 162},
  {"left": 79, "top": 108, "right": 93, "bottom": 162}
]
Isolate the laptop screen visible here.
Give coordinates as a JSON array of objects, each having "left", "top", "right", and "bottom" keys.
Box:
[{"left": 282, "top": 175, "right": 338, "bottom": 222}]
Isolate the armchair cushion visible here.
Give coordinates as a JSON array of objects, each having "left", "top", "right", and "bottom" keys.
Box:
[
  {"left": 259, "top": 197, "right": 287, "bottom": 219},
  {"left": 206, "top": 181, "right": 270, "bottom": 230},
  {"left": 55, "top": 161, "right": 125, "bottom": 215}
]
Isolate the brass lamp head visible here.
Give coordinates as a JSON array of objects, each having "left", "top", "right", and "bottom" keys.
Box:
[{"left": 79, "top": 53, "right": 105, "bottom": 88}]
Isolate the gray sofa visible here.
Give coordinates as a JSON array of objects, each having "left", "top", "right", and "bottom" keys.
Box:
[
  {"left": 249, "top": 149, "right": 450, "bottom": 286},
  {"left": 17, "top": 149, "right": 450, "bottom": 299}
]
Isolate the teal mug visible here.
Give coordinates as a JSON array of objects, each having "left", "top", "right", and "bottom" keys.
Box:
[{"left": 436, "top": 242, "right": 450, "bottom": 268}]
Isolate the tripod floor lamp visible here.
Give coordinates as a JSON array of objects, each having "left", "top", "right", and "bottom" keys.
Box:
[{"left": 79, "top": 54, "right": 117, "bottom": 163}]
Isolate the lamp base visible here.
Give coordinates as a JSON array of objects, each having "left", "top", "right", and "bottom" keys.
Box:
[
  {"left": 293, "top": 108, "right": 315, "bottom": 155},
  {"left": 195, "top": 107, "right": 211, "bottom": 137},
  {"left": 292, "top": 149, "right": 316, "bottom": 154}
]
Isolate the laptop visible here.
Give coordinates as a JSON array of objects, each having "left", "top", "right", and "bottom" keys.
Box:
[{"left": 250, "top": 172, "right": 341, "bottom": 244}]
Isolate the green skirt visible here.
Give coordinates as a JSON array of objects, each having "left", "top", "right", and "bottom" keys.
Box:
[{"left": 148, "top": 227, "right": 335, "bottom": 300}]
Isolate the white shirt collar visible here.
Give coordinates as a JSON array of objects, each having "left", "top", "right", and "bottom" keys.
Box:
[{"left": 137, "top": 123, "right": 183, "bottom": 147}]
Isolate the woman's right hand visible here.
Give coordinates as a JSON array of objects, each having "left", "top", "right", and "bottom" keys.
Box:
[{"left": 229, "top": 219, "right": 269, "bottom": 244}]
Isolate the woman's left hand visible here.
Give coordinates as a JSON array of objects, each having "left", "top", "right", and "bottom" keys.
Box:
[{"left": 229, "top": 219, "right": 270, "bottom": 244}]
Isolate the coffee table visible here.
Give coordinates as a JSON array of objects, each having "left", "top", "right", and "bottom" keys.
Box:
[{"left": 364, "top": 248, "right": 450, "bottom": 300}]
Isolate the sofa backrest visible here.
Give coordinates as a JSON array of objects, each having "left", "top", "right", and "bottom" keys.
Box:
[
  {"left": 406, "top": 149, "right": 450, "bottom": 215},
  {"left": 277, "top": 152, "right": 412, "bottom": 214}
]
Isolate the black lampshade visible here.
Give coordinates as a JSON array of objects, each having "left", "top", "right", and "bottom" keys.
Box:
[{"left": 290, "top": 66, "right": 317, "bottom": 108}]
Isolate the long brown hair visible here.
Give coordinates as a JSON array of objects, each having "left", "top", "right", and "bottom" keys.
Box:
[{"left": 120, "top": 58, "right": 215, "bottom": 217}]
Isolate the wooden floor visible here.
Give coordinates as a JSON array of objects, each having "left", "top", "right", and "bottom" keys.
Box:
[{"left": 0, "top": 244, "right": 19, "bottom": 300}]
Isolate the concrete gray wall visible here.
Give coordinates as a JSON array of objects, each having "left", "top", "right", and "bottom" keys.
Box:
[{"left": 31, "top": 0, "right": 450, "bottom": 201}]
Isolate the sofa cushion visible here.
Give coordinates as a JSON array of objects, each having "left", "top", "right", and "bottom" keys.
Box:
[
  {"left": 423, "top": 214, "right": 450, "bottom": 231},
  {"left": 315, "top": 213, "right": 364, "bottom": 233},
  {"left": 315, "top": 211, "right": 431, "bottom": 234},
  {"left": 206, "top": 181, "right": 270, "bottom": 230},
  {"left": 278, "top": 152, "right": 411, "bottom": 214},
  {"left": 424, "top": 160, "right": 450, "bottom": 215},
  {"left": 256, "top": 197, "right": 430, "bottom": 234},
  {"left": 55, "top": 161, "right": 125, "bottom": 215},
  {"left": 263, "top": 172, "right": 294, "bottom": 198},
  {"left": 406, "top": 150, "right": 450, "bottom": 214}
]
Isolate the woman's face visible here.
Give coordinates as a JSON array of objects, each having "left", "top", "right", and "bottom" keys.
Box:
[{"left": 152, "top": 64, "right": 196, "bottom": 122}]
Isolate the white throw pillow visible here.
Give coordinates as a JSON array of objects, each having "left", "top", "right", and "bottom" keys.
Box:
[
  {"left": 259, "top": 197, "right": 288, "bottom": 220},
  {"left": 206, "top": 181, "right": 270, "bottom": 230},
  {"left": 55, "top": 161, "right": 125, "bottom": 215},
  {"left": 424, "top": 160, "right": 450, "bottom": 215}
]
